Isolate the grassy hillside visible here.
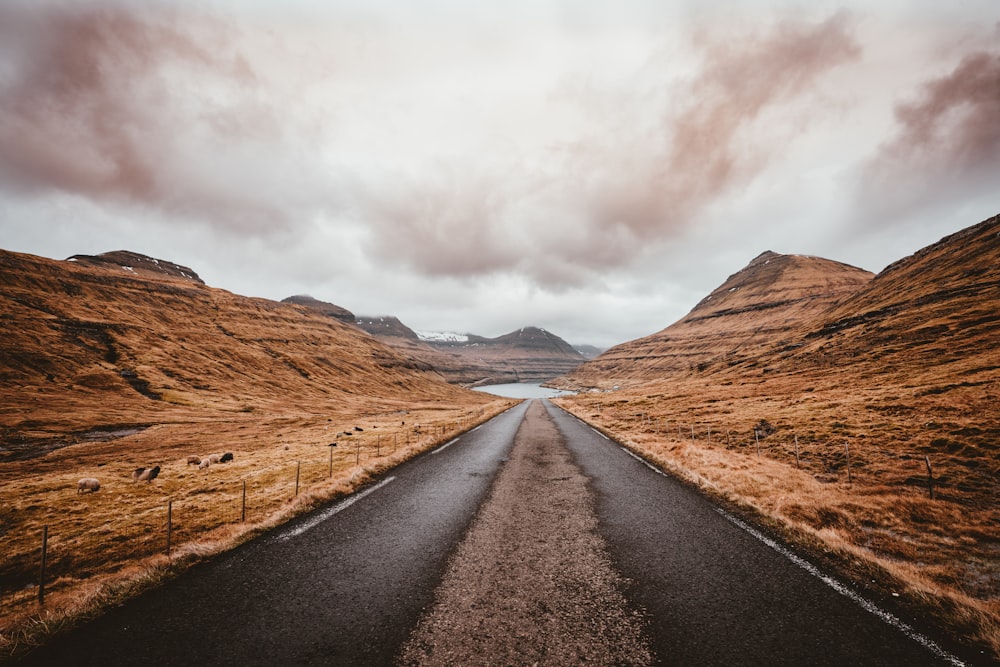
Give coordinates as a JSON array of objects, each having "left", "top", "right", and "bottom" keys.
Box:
[
  {"left": 0, "top": 249, "right": 514, "bottom": 660},
  {"left": 553, "top": 214, "right": 1000, "bottom": 661}
]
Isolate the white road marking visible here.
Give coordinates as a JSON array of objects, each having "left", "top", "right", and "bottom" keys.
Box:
[
  {"left": 621, "top": 447, "right": 666, "bottom": 476},
  {"left": 432, "top": 438, "right": 460, "bottom": 454},
  {"left": 716, "top": 508, "right": 965, "bottom": 667},
  {"left": 279, "top": 477, "right": 396, "bottom": 540}
]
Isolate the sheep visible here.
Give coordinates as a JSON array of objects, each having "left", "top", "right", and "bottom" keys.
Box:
[
  {"left": 219, "top": 452, "right": 233, "bottom": 463},
  {"left": 198, "top": 458, "right": 211, "bottom": 470},
  {"left": 132, "top": 467, "right": 146, "bottom": 482},
  {"left": 77, "top": 478, "right": 100, "bottom": 494},
  {"left": 208, "top": 453, "right": 222, "bottom": 464},
  {"left": 187, "top": 455, "right": 202, "bottom": 466},
  {"left": 135, "top": 465, "right": 160, "bottom": 483},
  {"left": 354, "top": 426, "right": 364, "bottom": 432}
]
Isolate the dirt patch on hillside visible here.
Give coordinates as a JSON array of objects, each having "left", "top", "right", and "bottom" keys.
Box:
[{"left": 398, "top": 400, "right": 652, "bottom": 666}]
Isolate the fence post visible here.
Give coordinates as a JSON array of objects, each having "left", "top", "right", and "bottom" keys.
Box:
[
  {"left": 924, "top": 455, "right": 934, "bottom": 499},
  {"left": 794, "top": 434, "right": 800, "bottom": 468},
  {"left": 38, "top": 525, "right": 48, "bottom": 605},
  {"left": 295, "top": 462, "right": 301, "bottom": 497},
  {"left": 166, "top": 501, "right": 172, "bottom": 557},
  {"left": 845, "top": 442, "right": 852, "bottom": 485},
  {"left": 690, "top": 424, "right": 695, "bottom": 444},
  {"left": 242, "top": 480, "right": 247, "bottom": 523},
  {"left": 355, "top": 440, "right": 360, "bottom": 466}
]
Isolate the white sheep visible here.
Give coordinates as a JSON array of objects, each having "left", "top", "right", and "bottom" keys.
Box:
[
  {"left": 198, "top": 458, "right": 211, "bottom": 470},
  {"left": 77, "top": 478, "right": 101, "bottom": 494}
]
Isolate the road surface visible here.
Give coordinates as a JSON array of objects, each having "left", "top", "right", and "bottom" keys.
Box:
[{"left": 17, "top": 399, "right": 963, "bottom": 666}]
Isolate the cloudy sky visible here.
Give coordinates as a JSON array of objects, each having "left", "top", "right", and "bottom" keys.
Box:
[{"left": 1, "top": 0, "right": 997, "bottom": 348}]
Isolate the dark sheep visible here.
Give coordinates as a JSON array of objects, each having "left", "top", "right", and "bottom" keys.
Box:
[
  {"left": 354, "top": 426, "right": 364, "bottom": 432},
  {"left": 219, "top": 452, "right": 234, "bottom": 463},
  {"left": 136, "top": 465, "right": 160, "bottom": 483}
]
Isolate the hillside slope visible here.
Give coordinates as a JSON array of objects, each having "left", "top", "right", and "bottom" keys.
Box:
[
  {"left": 787, "top": 214, "right": 1000, "bottom": 383},
  {"left": 0, "top": 249, "right": 487, "bottom": 461},
  {"left": 559, "top": 251, "right": 873, "bottom": 387}
]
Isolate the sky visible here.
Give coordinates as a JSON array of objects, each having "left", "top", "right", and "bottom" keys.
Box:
[{"left": 1, "top": 1, "right": 997, "bottom": 349}]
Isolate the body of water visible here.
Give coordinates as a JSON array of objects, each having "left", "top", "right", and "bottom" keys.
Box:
[{"left": 472, "top": 383, "right": 575, "bottom": 399}]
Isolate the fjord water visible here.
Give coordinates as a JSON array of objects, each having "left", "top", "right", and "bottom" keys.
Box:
[{"left": 472, "top": 383, "right": 574, "bottom": 399}]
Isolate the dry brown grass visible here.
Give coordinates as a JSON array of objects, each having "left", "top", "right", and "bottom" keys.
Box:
[
  {"left": 554, "top": 370, "right": 1000, "bottom": 662},
  {"left": 0, "top": 398, "right": 515, "bottom": 662}
]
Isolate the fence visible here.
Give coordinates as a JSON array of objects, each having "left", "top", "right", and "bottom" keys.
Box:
[
  {"left": 0, "top": 409, "right": 495, "bottom": 617},
  {"left": 585, "top": 403, "right": 998, "bottom": 502}
]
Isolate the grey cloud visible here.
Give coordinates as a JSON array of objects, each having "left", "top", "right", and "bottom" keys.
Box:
[
  {"left": 363, "top": 13, "right": 860, "bottom": 289},
  {"left": 0, "top": 3, "right": 338, "bottom": 235},
  {"left": 857, "top": 48, "right": 1000, "bottom": 221}
]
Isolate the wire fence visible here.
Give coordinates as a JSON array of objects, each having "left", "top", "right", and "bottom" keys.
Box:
[
  {"left": 0, "top": 411, "right": 496, "bottom": 616},
  {"left": 583, "top": 403, "right": 1000, "bottom": 502}
]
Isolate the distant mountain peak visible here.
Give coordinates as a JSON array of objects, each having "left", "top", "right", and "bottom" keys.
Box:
[
  {"left": 281, "top": 295, "right": 356, "bottom": 324},
  {"left": 67, "top": 251, "right": 204, "bottom": 284}
]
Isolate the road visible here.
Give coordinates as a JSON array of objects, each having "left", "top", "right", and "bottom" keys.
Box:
[{"left": 17, "top": 399, "right": 962, "bottom": 666}]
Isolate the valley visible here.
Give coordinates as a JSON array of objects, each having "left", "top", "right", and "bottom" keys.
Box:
[{"left": 1, "top": 212, "right": 998, "bottom": 663}]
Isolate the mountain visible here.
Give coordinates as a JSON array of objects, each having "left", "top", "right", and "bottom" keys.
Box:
[
  {"left": 357, "top": 315, "right": 421, "bottom": 340},
  {"left": 68, "top": 250, "right": 204, "bottom": 284},
  {"left": 573, "top": 344, "right": 606, "bottom": 360},
  {"left": 351, "top": 319, "right": 586, "bottom": 385},
  {"left": 784, "top": 214, "right": 1000, "bottom": 383},
  {"left": 281, "top": 294, "right": 356, "bottom": 324},
  {"left": 0, "top": 249, "right": 490, "bottom": 461},
  {"left": 559, "top": 251, "right": 874, "bottom": 387}
]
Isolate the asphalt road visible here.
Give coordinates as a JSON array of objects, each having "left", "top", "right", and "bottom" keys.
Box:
[
  {"left": 17, "top": 399, "right": 962, "bottom": 666},
  {"left": 542, "top": 401, "right": 961, "bottom": 666}
]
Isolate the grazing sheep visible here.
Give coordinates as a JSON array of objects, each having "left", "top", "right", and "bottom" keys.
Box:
[
  {"left": 77, "top": 478, "right": 100, "bottom": 494},
  {"left": 219, "top": 452, "right": 234, "bottom": 463},
  {"left": 198, "top": 458, "right": 211, "bottom": 470},
  {"left": 187, "top": 455, "right": 202, "bottom": 465},
  {"left": 136, "top": 465, "right": 160, "bottom": 483},
  {"left": 354, "top": 426, "right": 364, "bottom": 432},
  {"left": 132, "top": 467, "right": 146, "bottom": 482},
  {"left": 208, "top": 453, "right": 222, "bottom": 464}
]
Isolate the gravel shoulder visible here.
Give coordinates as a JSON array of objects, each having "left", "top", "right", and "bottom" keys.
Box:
[{"left": 398, "top": 399, "right": 653, "bottom": 666}]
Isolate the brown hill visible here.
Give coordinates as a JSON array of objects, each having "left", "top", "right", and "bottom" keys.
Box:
[
  {"left": 786, "top": 214, "right": 1000, "bottom": 383},
  {"left": 560, "top": 251, "right": 874, "bottom": 387},
  {"left": 0, "top": 249, "right": 479, "bottom": 441},
  {"left": 550, "top": 214, "right": 1000, "bottom": 659}
]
